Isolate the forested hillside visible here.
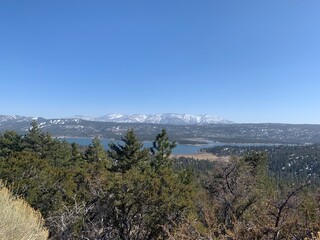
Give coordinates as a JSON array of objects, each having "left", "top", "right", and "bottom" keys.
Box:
[
  {"left": 2, "top": 115, "right": 320, "bottom": 144},
  {"left": 0, "top": 121, "right": 320, "bottom": 239},
  {"left": 203, "top": 144, "right": 320, "bottom": 184}
]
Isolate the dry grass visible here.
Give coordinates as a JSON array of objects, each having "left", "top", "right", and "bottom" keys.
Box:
[
  {"left": 305, "top": 232, "right": 320, "bottom": 240},
  {"left": 0, "top": 182, "right": 48, "bottom": 240},
  {"left": 172, "top": 153, "right": 230, "bottom": 162}
]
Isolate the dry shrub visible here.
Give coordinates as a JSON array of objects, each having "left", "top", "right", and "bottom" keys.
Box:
[
  {"left": 305, "top": 232, "right": 320, "bottom": 240},
  {"left": 0, "top": 182, "right": 48, "bottom": 240}
]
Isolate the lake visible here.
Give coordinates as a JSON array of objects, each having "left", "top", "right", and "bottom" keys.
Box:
[
  {"left": 61, "top": 137, "right": 279, "bottom": 155},
  {"left": 62, "top": 137, "right": 223, "bottom": 154}
]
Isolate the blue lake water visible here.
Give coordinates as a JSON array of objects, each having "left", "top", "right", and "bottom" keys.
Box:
[
  {"left": 61, "top": 138, "right": 280, "bottom": 155},
  {"left": 62, "top": 138, "right": 222, "bottom": 154}
]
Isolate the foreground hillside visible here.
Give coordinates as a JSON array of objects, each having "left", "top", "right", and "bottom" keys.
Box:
[
  {"left": 0, "top": 121, "right": 320, "bottom": 239},
  {"left": 0, "top": 182, "right": 48, "bottom": 240}
]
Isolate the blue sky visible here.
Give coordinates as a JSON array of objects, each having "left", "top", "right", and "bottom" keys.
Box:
[{"left": 1, "top": 1, "right": 320, "bottom": 123}]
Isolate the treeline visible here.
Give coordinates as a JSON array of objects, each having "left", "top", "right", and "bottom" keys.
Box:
[
  {"left": 0, "top": 122, "right": 320, "bottom": 239},
  {"left": 203, "top": 144, "right": 320, "bottom": 184}
]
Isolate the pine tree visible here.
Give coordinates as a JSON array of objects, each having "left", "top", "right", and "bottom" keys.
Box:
[
  {"left": 23, "top": 121, "right": 44, "bottom": 154},
  {"left": 150, "top": 129, "right": 177, "bottom": 171},
  {"left": 70, "top": 142, "right": 82, "bottom": 162},
  {"left": 108, "top": 129, "right": 149, "bottom": 173},
  {"left": 84, "top": 137, "right": 108, "bottom": 163}
]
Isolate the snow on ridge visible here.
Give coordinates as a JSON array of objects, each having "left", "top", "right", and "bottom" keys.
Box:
[
  {"left": 0, "top": 113, "right": 232, "bottom": 125},
  {"left": 90, "top": 113, "right": 232, "bottom": 125},
  {"left": 0, "top": 115, "right": 34, "bottom": 122}
]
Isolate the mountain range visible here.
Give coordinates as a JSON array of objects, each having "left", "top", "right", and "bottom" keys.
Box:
[
  {"left": 74, "top": 113, "right": 232, "bottom": 125},
  {"left": 2, "top": 114, "right": 320, "bottom": 144}
]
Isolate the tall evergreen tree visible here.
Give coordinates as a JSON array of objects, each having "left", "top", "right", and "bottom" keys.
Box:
[
  {"left": 84, "top": 129, "right": 195, "bottom": 240},
  {"left": 84, "top": 137, "right": 108, "bottom": 163},
  {"left": 23, "top": 120, "right": 44, "bottom": 154},
  {"left": 70, "top": 142, "right": 82, "bottom": 162},
  {"left": 108, "top": 129, "right": 149, "bottom": 173},
  {"left": 150, "top": 129, "right": 177, "bottom": 171}
]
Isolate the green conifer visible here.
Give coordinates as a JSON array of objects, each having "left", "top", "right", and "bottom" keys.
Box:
[
  {"left": 150, "top": 129, "right": 177, "bottom": 170},
  {"left": 108, "top": 129, "right": 149, "bottom": 173},
  {"left": 84, "top": 137, "right": 108, "bottom": 162}
]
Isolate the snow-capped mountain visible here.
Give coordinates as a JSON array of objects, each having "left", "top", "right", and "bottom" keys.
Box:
[
  {"left": 91, "top": 113, "right": 232, "bottom": 125},
  {"left": 0, "top": 113, "right": 232, "bottom": 127},
  {"left": 0, "top": 115, "right": 34, "bottom": 123},
  {"left": 2, "top": 114, "right": 320, "bottom": 145}
]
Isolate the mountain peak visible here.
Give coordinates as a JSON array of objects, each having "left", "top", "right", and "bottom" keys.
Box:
[{"left": 91, "top": 113, "right": 232, "bottom": 125}]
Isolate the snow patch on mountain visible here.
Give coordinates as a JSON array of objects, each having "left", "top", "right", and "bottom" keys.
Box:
[
  {"left": 0, "top": 115, "right": 33, "bottom": 123},
  {"left": 0, "top": 113, "right": 232, "bottom": 127},
  {"left": 91, "top": 113, "right": 232, "bottom": 125}
]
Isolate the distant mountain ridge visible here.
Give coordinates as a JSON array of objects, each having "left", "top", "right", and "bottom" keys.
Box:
[
  {"left": 75, "top": 113, "right": 233, "bottom": 125},
  {"left": 0, "top": 115, "right": 34, "bottom": 122},
  {"left": 2, "top": 114, "right": 320, "bottom": 144}
]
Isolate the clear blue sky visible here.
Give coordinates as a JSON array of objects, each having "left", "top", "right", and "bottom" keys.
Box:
[{"left": 1, "top": 0, "right": 320, "bottom": 123}]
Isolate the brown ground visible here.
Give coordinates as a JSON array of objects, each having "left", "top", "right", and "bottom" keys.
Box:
[{"left": 171, "top": 153, "right": 230, "bottom": 162}]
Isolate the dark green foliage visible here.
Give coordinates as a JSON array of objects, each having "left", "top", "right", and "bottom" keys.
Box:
[
  {"left": 108, "top": 129, "right": 149, "bottom": 173},
  {"left": 0, "top": 124, "right": 196, "bottom": 239},
  {"left": 173, "top": 157, "right": 216, "bottom": 175},
  {"left": 43, "top": 138, "right": 72, "bottom": 166},
  {"left": 70, "top": 142, "right": 82, "bottom": 162},
  {"left": 23, "top": 120, "right": 43, "bottom": 154},
  {"left": 204, "top": 144, "right": 320, "bottom": 185},
  {"left": 150, "top": 129, "right": 177, "bottom": 171},
  {"left": 83, "top": 130, "right": 194, "bottom": 239},
  {"left": 84, "top": 137, "right": 109, "bottom": 163},
  {"left": 0, "top": 130, "right": 23, "bottom": 157},
  {"left": 0, "top": 150, "right": 91, "bottom": 217}
]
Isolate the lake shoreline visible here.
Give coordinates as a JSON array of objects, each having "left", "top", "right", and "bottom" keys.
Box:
[{"left": 172, "top": 153, "right": 230, "bottom": 162}]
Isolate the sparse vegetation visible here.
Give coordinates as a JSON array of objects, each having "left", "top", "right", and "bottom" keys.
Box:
[{"left": 0, "top": 181, "right": 48, "bottom": 240}]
